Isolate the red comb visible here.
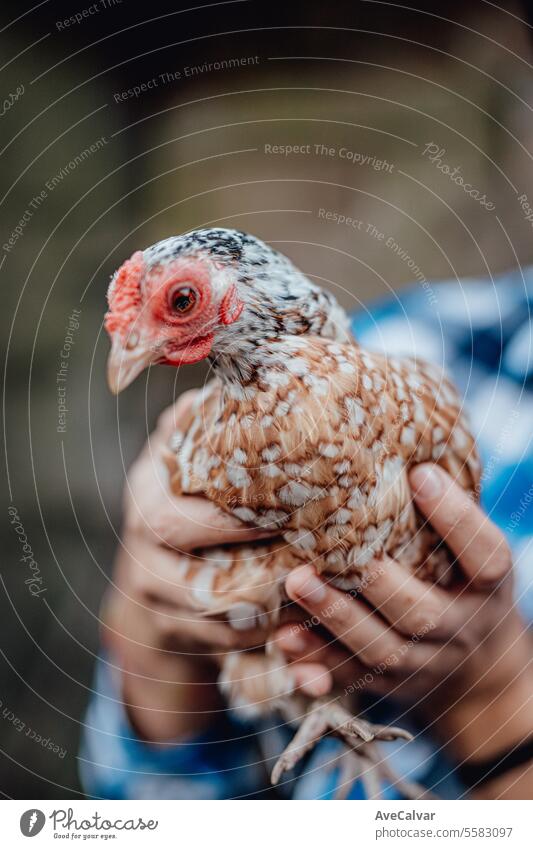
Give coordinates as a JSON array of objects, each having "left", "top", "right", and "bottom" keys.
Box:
[{"left": 105, "top": 251, "right": 145, "bottom": 335}]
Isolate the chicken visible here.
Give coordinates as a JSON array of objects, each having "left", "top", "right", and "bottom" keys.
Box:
[{"left": 105, "top": 227, "right": 481, "bottom": 797}]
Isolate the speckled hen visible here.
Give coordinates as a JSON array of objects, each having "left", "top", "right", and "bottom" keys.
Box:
[{"left": 105, "top": 228, "right": 481, "bottom": 796}]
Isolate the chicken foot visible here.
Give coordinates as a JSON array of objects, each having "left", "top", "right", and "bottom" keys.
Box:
[
  {"left": 271, "top": 695, "right": 417, "bottom": 798},
  {"left": 219, "top": 652, "right": 424, "bottom": 799}
]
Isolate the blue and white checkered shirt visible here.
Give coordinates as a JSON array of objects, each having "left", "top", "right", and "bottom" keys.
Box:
[{"left": 80, "top": 267, "right": 533, "bottom": 799}]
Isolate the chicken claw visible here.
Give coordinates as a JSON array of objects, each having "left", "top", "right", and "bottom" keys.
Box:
[{"left": 271, "top": 696, "right": 413, "bottom": 792}]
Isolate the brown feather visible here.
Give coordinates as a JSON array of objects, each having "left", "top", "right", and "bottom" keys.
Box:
[{"left": 164, "top": 336, "right": 480, "bottom": 641}]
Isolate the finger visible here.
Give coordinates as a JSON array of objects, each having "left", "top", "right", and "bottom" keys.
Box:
[
  {"left": 116, "top": 535, "right": 193, "bottom": 608},
  {"left": 275, "top": 624, "right": 426, "bottom": 696},
  {"left": 275, "top": 623, "right": 364, "bottom": 688},
  {"left": 120, "top": 535, "right": 278, "bottom": 641},
  {"left": 127, "top": 392, "right": 278, "bottom": 551},
  {"left": 276, "top": 622, "right": 350, "bottom": 666},
  {"left": 277, "top": 603, "right": 313, "bottom": 629},
  {"left": 285, "top": 566, "right": 404, "bottom": 668},
  {"left": 349, "top": 639, "right": 464, "bottom": 702},
  {"left": 148, "top": 496, "right": 277, "bottom": 551},
  {"left": 150, "top": 606, "right": 265, "bottom": 653},
  {"left": 359, "top": 639, "right": 465, "bottom": 695},
  {"left": 359, "top": 555, "right": 461, "bottom": 640},
  {"left": 410, "top": 464, "right": 512, "bottom": 587},
  {"left": 286, "top": 566, "right": 464, "bottom": 676},
  {"left": 153, "top": 390, "right": 198, "bottom": 443},
  {"left": 129, "top": 486, "right": 276, "bottom": 551},
  {"left": 130, "top": 390, "right": 198, "bottom": 494},
  {"left": 291, "top": 663, "right": 333, "bottom": 698}
]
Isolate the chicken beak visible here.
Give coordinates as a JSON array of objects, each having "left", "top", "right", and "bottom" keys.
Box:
[{"left": 106, "top": 335, "right": 155, "bottom": 394}]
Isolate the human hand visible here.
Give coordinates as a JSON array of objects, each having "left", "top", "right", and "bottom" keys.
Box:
[
  {"left": 275, "top": 464, "right": 530, "bottom": 760},
  {"left": 103, "top": 390, "right": 330, "bottom": 740}
]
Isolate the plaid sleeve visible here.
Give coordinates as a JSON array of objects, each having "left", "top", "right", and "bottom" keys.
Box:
[
  {"left": 351, "top": 267, "right": 533, "bottom": 626},
  {"left": 78, "top": 656, "right": 267, "bottom": 799}
]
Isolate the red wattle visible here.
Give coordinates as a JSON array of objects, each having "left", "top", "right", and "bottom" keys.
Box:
[{"left": 164, "top": 333, "right": 214, "bottom": 365}]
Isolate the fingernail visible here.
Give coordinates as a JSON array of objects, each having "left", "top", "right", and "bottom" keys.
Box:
[
  {"left": 287, "top": 567, "right": 327, "bottom": 604},
  {"left": 411, "top": 465, "right": 443, "bottom": 499}
]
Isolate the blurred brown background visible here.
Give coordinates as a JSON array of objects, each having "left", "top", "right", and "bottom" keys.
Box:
[{"left": 2, "top": 0, "right": 533, "bottom": 797}]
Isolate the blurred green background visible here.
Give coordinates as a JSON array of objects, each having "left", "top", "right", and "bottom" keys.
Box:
[{"left": 2, "top": 0, "right": 533, "bottom": 797}]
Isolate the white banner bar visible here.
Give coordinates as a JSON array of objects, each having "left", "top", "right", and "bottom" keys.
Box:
[{"left": 1, "top": 799, "right": 530, "bottom": 847}]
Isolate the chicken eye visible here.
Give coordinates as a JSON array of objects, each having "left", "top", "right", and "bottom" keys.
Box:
[{"left": 169, "top": 285, "right": 197, "bottom": 315}]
